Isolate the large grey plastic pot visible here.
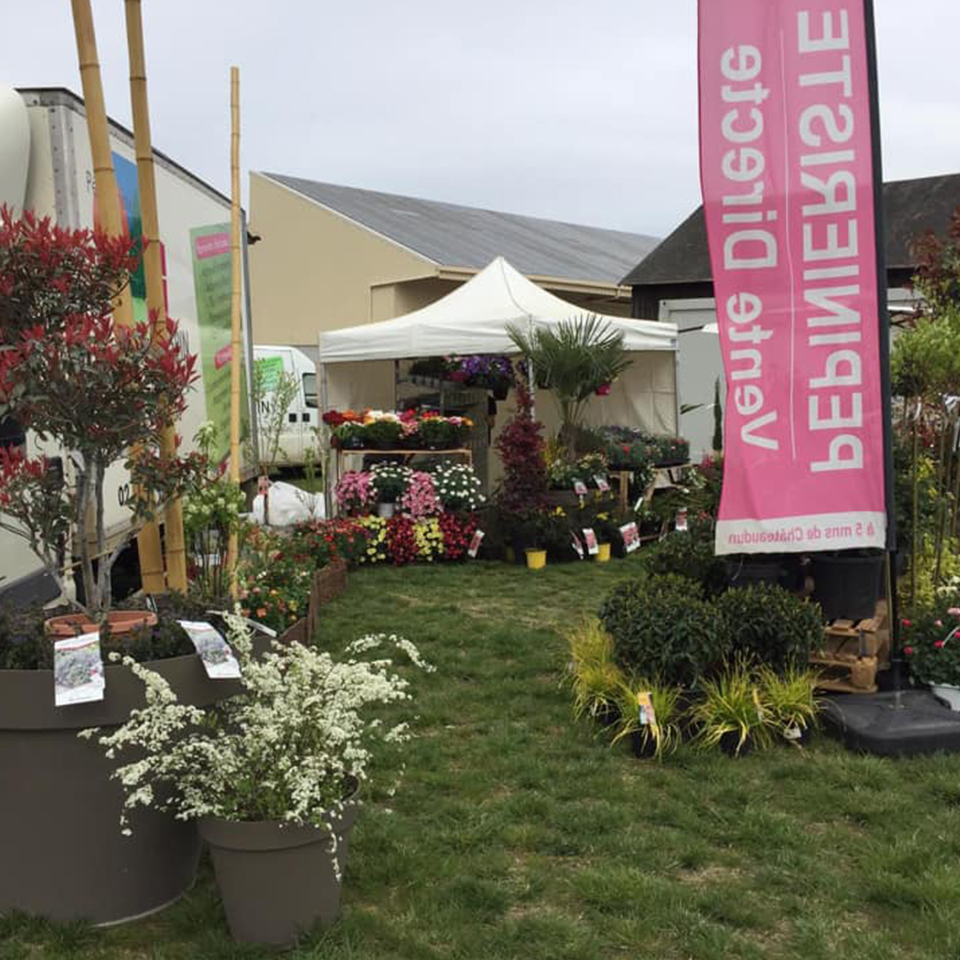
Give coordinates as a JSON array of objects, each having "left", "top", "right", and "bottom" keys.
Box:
[
  {"left": 199, "top": 784, "right": 359, "bottom": 946},
  {"left": 0, "top": 651, "right": 244, "bottom": 925}
]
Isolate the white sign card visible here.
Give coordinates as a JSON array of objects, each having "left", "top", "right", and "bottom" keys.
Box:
[
  {"left": 594, "top": 474, "right": 610, "bottom": 492},
  {"left": 675, "top": 509, "right": 688, "bottom": 532},
  {"left": 637, "top": 691, "right": 658, "bottom": 730},
  {"left": 571, "top": 532, "right": 585, "bottom": 559},
  {"left": 467, "top": 529, "right": 485, "bottom": 558},
  {"left": 582, "top": 528, "right": 599, "bottom": 556},
  {"left": 619, "top": 522, "right": 640, "bottom": 554},
  {"left": 178, "top": 621, "right": 241, "bottom": 679},
  {"left": 573, "top": 480, "right": 588, "bottom": 497},
  {"left": 54, "top": 631, "right": 106, "bottom": 706}
]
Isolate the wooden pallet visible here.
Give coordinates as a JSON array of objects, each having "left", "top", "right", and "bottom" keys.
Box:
[{"left": 810, "top": 600, "right": 888, "bottom": 694}]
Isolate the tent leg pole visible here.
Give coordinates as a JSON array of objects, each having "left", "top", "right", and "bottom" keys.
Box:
[{"left": 319, "top": 359, "right": 332, "bottom": 520}]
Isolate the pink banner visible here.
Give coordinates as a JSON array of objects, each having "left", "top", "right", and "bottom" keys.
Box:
[{"left": 698, "top": 1, "right": 886, "bottom": 554}]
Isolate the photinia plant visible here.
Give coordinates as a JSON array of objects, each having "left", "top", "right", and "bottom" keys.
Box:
[{"left": 0, "top": 209, "right": 200, "bottom": 618}]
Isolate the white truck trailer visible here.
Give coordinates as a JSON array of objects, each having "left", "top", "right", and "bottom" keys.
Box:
[{"left": 0, "top": 86, "right": 256, "bottom": 605}]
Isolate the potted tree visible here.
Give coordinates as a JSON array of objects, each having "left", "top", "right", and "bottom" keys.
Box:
[
  {"left": 85, "top": 618, "right": 431, "bottom": 946},
  {"left": 0, "top": 209, "right": 209, "bottom": 924}
]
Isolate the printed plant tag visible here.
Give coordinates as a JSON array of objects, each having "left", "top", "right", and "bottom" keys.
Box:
[
  {"left": 178, "top": 621, "right": 241, "bottom": 679},
  {"left": 582, "top": 528, "right": 599, "bottom": 556},
  {"left": 675, "top": 508, "right": 688, "bottom": 532},
  {"left": 205, "top": 610, "right": 278, "bottom": 639},
  {"left": 571, "top": 532, "right": 585, "bottom": 559},
  {"left": 594, "top": 474, "right": 610, "bottom": 492},
  {"left": 633, "top": 495, "right": 645, "bottom": 513},
  {"left": 637, "top": 691, "right": 657, "bottom": 731},
  {"left": 619, "top": 522, "right": 640, "bottom": 554},
  {"left": 573, "top": 480, "right": 588, "bottom": 497},
  {"left": 467, "top": 529, "right": 485, "bottom": 558},
  {"left": 54, "top": 632, "right": 105, "bottom": 707},
  {"left": 783, "top": 725, "right": 803, "bottom": 742}
]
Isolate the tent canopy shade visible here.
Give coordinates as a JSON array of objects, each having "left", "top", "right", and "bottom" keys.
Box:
[{"left": 318, "top": 257, "right": 677, "bottom": 363}]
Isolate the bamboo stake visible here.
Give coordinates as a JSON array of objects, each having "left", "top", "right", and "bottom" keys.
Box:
[
  {"left": 226, "top": 66, "right": 243, "bottom": 598},
  {"left": 71, "top": 0, "right": 166, "bottom": 594},
  {"left": 124, "top": 0, "right": 187, "bottom": 594}
]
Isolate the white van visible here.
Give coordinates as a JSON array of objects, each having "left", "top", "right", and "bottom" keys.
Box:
[{"left": 252, "top": 346, "right": 319, "bottom": 466}]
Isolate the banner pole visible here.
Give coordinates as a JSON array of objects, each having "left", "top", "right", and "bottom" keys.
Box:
[
  {"left": 71, "top": 0, "right": 166, "bottom": 595},
  {"left": 863, "top": 0, "right": 901, "bottom": 673},
  {"left": 124, "top": 0, "right": 188, "bottom": 594},
  {"left": 226, "top": 66, "right": 243, "bottom": 599}
]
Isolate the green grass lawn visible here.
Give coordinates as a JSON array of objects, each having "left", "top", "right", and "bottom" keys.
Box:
[{"left": 7, "top": 559, "right": 960, "bottom": 959}]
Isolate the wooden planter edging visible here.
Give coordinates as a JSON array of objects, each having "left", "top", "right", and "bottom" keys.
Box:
[{"left": 307, "top": 561, "right": 349, "bottom": 643}]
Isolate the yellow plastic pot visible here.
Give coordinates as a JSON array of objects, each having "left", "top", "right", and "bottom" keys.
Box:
[
  {"left": 525, "top": 548, "right": 547, "bottom": 570},
  {"left": 596, "top": 543, "right": 612, "bottom": 563}
]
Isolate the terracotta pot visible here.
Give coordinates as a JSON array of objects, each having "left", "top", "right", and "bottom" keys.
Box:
[
  {"left": 44, "top": 609, "right": 158, "bottom": 638},
  {"left": 199, "top": 783, "right": 359, "bottom": 945}
]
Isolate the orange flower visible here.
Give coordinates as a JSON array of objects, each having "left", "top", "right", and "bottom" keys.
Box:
[{"left": 256, "top": 607, "right": 267, "bottom": 618}]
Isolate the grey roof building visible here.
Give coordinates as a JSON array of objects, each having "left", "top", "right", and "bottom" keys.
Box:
[
  {"left": 623, "top": 172, "right": 960, "bottom": 319},
  {"left": 248, "top": 171, "right": 660, "bottom": 354}
]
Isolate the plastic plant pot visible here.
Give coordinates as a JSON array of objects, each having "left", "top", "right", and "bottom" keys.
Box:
[
  {"left": 596, "top": 543, "right": 612, "bottom": 563},
  {"left": 525, "top": 548, "right": 547, "bottom": 570}
]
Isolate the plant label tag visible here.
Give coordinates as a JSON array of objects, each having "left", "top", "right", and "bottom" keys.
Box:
[
  {"left": 594, "top": 474, "right": 610, "bottom": 492},
  {"left": 178, "top": 621, "right": 241, "bottom": 679},
  {"left": 675, "top": 508, "right": 688, "bottom": 532},
  {"left": 467, "top": 529, "right": 485, "bottom": 558},
  {"left": 619, "top": 522, "right": 640, "bottom": 554},
  {"left": 633, "top": 495, "right": 644, "bottom": 513},
  {"left": 582, "top": 528, "right": 599, "bottom": 556},
  {"left": 205, "top": 610, "right": 278, "bottom": 639},
  {"left": 571, "top": 532, "right": 585, "bottom": 559},
  {"left": 637, "top": 691, "right": 657, "bottom": 730},
  {"left": 573, "top": 480, "right": 588, "bottom": 497},
  {"left": 54, "top": 631, "right": 105, "bottom": 707},
  {"left": 783, "top": 725, "right": 803, "bottom": 742}
]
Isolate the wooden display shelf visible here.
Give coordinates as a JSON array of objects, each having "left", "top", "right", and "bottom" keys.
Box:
[
  {"left": 811, "top": 599, "right": 889, "bottom": 694},
  {"left": 337, "top": 447, "right": 473, "bottom": 466}
]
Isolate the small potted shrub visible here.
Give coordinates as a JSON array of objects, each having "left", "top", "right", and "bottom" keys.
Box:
[
  {"left": 600, "top": 574, "right": 727, "bottom": 688},
  {"left": 85, "top": 618, "right": 432, "bottom": 946},
  {"left": 612, "top": 677, "right": 684, "bottom": 761},
  {"left": 714, "top": 583, "right": 822, "bottom": 674},
  {"left": 565, "top": 617, "right": 623, "bottom": 729},
  {"left": 370, "top": 463, "right": 412, "bottom": 518}
]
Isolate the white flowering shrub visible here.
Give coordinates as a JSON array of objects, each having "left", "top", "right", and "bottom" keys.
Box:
[
  {"left": 81, "top": 614, "right": 432, "bottom": 841},
  {"left": 430, "top": 462, "right": 486, "bottom": 512}
]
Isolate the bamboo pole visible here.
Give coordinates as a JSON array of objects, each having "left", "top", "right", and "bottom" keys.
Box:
[
  {"left": 226, "top": 66, "right": 242, "bottom": 598},
  {"left": 71, "top": 0, "right": 166, "bottom": 594},
  {"left": 124, "top": 0, "right": 187, "bottom": 594}
]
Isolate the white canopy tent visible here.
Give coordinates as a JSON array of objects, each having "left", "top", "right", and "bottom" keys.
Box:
[{"left": 318, "top": 256, "right": 679, "bottom": 487}]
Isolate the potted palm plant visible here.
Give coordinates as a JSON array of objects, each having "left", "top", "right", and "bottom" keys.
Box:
[
  {"left": 507, "top": 314, "right": 631, "bottom": 458},
  {"left": 86, "top": 617, "right": 431, "bottom": 946}
]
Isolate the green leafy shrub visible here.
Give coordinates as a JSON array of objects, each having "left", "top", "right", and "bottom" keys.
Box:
[
  {"left": 715, "top": 583, "right": 822, "bottom": 673},
  {"left": 599, "top": 574, "right": 726, "bottom": 687},
  {"left": 642, "top": 527, "right": 728, "bottom": 596}
]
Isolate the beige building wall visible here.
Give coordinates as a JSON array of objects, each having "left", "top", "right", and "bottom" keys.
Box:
[
  {"left": 249, "top": 173, "right": 640, "bottom": 352},
  {"left": 248, "top": 173, "right": 436, "bottom": 349}
]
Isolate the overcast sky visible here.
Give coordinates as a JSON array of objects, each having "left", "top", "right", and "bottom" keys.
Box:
[{"left": 5, "top": 1, "right": 959, "bottom": 239}]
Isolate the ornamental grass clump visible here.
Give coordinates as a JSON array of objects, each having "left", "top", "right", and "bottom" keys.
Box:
[{"left": 83, "top": 615, "right": 432, "bottom": 851}]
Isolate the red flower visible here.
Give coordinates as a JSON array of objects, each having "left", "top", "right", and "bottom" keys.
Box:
[
  {"left": 904, "top": 646, "right": 914, "bottom": 657},
  {"left": 935, "top": 640, "right": 945, "bottom": 649},
  {"left": 901, "top": 618, "right": 912, "bottom": 628}
]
